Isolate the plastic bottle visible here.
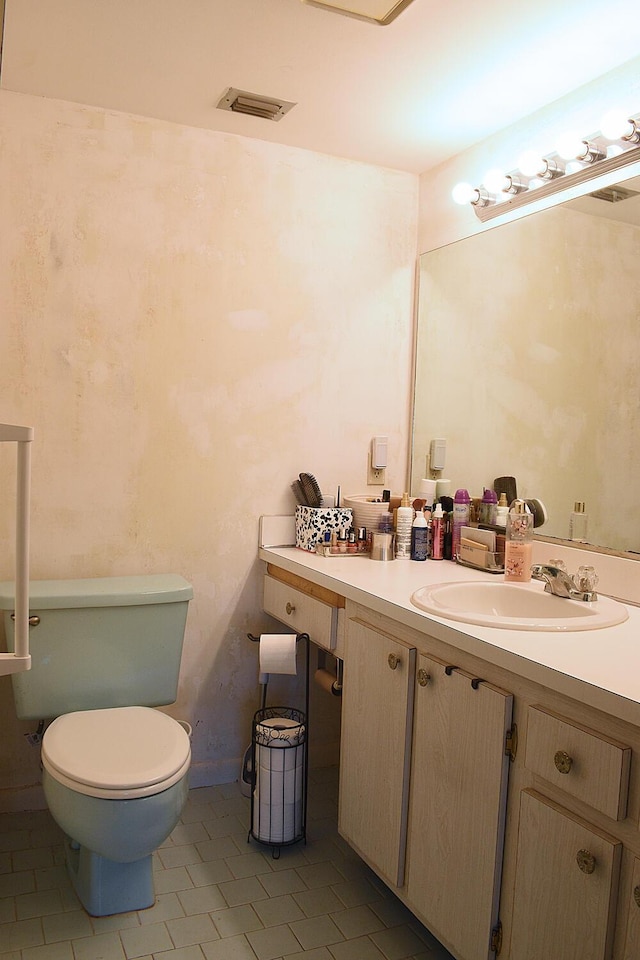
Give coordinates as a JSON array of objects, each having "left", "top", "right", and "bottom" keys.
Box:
[
  {"left": 451, "top": 488, "right": 471, "bottom": 560},
  {"left": 410, "top": 508, "right": 429, "bottom": 561},
  {"left": 569, "top": 501, "right": 588, "bottom": 543},
  {"left": 430, "top": 503, "right": 444, "bottom": 560},
  {"left": 504, "top": 499, "right": 533, "bottom": 582},
  {"left": 479, "top": 488, "right": 498, "bottom": 526},
  {"left": 495, "top": 492, "right": 509, "bottom": 528},
  {"left": 395, "top": 492, "right": 414, "bottom": 560}
]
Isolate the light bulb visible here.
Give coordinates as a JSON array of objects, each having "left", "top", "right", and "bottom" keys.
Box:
[
  {"left": 556, "top": 133, "right": 585, "bottom": 160},
  {"left": 607, "top": 143, "right": 624, "bottom": 158},
  {"left": 600, "top": 109, "right": 632, "bottom": 140},
  {"left": 517, "top": 151, "right": 544, "bottom": 177},
  {"left": 451, "top": 182, "right": 477, "bottom": 205},
  {"left": 483, "top": 168, "right": 509, "bottom": 193},
  {"left": 565, "top": 160, "right": 584, "bottom": 175}
]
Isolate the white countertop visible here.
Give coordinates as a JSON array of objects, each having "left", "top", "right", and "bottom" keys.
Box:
[{"left": 259, "top": 540, "right": 640, "bottom": 727}]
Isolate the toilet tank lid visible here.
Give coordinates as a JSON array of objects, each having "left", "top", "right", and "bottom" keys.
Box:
[{"left": 0, "top": 574, "right": 193, "bottom": 610}]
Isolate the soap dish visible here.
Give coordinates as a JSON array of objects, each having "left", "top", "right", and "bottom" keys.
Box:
[{"left": 455, "top": 554, "right": 504, "bottom": 575}]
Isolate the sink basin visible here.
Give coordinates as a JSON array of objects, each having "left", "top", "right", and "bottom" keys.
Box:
[{"left": 410, "top": 581, "right": 629, "bottom": 631}]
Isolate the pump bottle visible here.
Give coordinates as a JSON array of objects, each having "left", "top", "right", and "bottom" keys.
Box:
[
  {"left": 430, "top": 503, "right": 444, "bottom": 560},
  {"left": 504, "top": 500, "right": 533, "bottom": 583}
]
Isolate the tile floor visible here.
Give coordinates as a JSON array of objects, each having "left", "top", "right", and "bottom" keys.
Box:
[{"left": 0, "top": 767, "right": 455, "bottom": 960}]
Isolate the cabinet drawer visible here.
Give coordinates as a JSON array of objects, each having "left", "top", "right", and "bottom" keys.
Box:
[
  {"left": 525, "top": 705, "right": 631, "bottom": 820},
  {"left": 263, "top": 575, "right": 339, "bottom": 652}
]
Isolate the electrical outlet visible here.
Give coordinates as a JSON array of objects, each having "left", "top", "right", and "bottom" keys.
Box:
[{"left": 368, "top": 452, "right": 386, "bottom": 485}]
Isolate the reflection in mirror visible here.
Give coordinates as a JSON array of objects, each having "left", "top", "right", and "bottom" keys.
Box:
[{"left": 411, "top": 177, "right": 640, "bottom": 557}]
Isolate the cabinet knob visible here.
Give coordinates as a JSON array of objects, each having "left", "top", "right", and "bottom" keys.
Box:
[
  {"left": 388, "top": 653, "right": 401, "bottom": 670},
  {"left": 554, "top": 750, "right": 573, "bottom": 774},
  {"left": 576, "top": 849, "right": 596, "bottom": 875},
  {"left": 285, "top": 602, "right": 296, "bottom": 615},
  {"left": 634, "top": 885, "right": 640, "bottom": 909},
  {"left": 417, "top": 668, "right": 431, "bottom": 686}
]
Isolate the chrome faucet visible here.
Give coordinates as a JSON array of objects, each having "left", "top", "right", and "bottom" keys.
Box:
[{"left": 530, "top": 564, "right": 599, "bottom": 602}]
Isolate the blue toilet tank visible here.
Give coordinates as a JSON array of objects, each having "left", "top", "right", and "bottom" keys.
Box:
[{"left": 0, "top": 574, "right": 193, "bottom": 720}]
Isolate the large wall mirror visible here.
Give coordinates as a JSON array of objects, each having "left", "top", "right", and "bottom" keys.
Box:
[{"left": 411, "top": 167, "right": 640, "bottom": 558}]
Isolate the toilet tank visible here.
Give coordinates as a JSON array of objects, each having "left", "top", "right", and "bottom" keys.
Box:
[{"left": 0, "top": 574, "right": 193, "bottom": 720}]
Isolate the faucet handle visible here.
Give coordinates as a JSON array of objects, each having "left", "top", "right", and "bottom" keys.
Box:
[
  {"left": 574, "top": 565, "right": 599, "bottom": 593},
  {"left": 548, "top": 558, "right": 568, "bottom": 573}
]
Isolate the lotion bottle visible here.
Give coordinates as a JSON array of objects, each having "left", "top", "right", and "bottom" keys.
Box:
[
  {"left": 410, "top": 508, "right": 429, "bottom": 561},
  {"left": 430, "top": 503, "right": 444, "bottom": 560},
  {"left": 395, "top": 492, "right": 413, "bottom": 559},
  {"left": 504, "top": 499, "right": 533, "bottom": 582}
]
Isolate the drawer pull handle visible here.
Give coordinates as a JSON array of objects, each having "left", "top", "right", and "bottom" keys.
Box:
[
  {"left": 576, "top": 849, "right": 596, "bottom": 875},
  {"left": 285, "top": 602, "right": 296, "bottom": 615},
  {"left": 388, "top": 653, "right": 401, "bottom": 670},
  {"left": 554, "top": 750, "right": 573, "bottom": 774},
  {"left": 634, "top": 885, "right": 640, "bottom": 908},
  {"left": 417, "top": 668, "right": 431, "bottom": 686}
]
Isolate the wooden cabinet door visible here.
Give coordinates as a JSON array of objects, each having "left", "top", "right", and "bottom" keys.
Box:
[
  {"left": 510, "top": 790, "right": 621, "bottom": 960},
  {"left": 338, "top": 617, "right": 415, "bottom": 887},
  {"left": 406, "top": 655, "right": 512, "bottom": 960},
  {"left": 622, "top": 857, "right": 640, "bottom": 960}
]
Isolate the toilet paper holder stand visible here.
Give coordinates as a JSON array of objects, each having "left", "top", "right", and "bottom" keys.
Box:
[{"left": 246, "top": 632, "right": 310, "bottom": 857}]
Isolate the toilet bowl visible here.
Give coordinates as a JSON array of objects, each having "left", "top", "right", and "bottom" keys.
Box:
[{"left": 41, "top": 705, "right": 191, "bottom": 916}]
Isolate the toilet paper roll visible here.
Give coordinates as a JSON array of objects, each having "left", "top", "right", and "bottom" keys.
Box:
[
  {"left": 256, "top": 742, "right": 305, "bottom": 773},
  {"left": 259, "top": 634, "right": 297, "bottom": 676},
  {"left": 253, "top": 797, "right": 302, "bottom": 844},
  {"left": 314, "top": 668, "right": 340, "bottom": 696},
  {"left": 418, "top": 478, "right": 437, "bottom": 505},
  {"left": 255, "top": 763, "right": 304, "bottom": 803},
  {"left": 255, "top": 716, "right": 305, "bottom": 749}
]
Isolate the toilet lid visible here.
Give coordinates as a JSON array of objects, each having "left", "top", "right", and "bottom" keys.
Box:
[{"left": 42, "top": 706, "right": 191, "bottom": 799}]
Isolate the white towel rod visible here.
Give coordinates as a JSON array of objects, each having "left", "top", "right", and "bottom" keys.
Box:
[{"left": 0, "top": 423, "right": 33, "bottom": 677}]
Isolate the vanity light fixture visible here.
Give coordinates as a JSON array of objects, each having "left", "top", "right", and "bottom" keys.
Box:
[
  {"left": 300, "top": 0, "right": 417, "bottom": 25},
  {"left": 454, "top": 109, "right": 640, "bottom": 222}
]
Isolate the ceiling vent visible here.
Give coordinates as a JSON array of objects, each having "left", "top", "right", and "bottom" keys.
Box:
[
  {"left": 589, "top": 185, "right": 640, "bottom": 203},
  {"left": 216, "top": 88, "right": 296, "bottom": 122}
]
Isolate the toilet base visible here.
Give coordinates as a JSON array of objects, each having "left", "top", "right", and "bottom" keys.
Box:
[{"left": 65, "top": 837, "right": 154, "bottom": 916}]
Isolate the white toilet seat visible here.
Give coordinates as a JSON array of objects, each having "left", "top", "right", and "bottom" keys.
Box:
[{"left": 42, "top": 706, "right": 191, "bottom": 800}]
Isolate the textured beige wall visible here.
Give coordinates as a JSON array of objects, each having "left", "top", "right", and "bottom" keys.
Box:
[{"left": 0, "top": 91, "right": 418, "bottom": 809}]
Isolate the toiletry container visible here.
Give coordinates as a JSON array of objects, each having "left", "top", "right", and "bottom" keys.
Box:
[
  {"left": 410, "top": 508, "right": 429, "bottom": 561},
  {"left": 430, "top": 503, "right": 445, "bottom": 560},
  {"left": 569, "top": 501, "right": 588, "bottom": 542},
  {"left": 479, "top": 489, "right": 498, "bottom": 526},
  {"left": 495, "top": 492, "right": 509, "bottom": 528},
  {"left": 0, "top": 574, "right": 193, "bottom": 916},
  {"left": 452, "top": 489, "right": 471, "bottom": 560},
  {"left": 504, "top": 500, "right": 533, "bottom": 582},
  {"left": 395, "top": 492, "right": 414, "bottom": 559}
]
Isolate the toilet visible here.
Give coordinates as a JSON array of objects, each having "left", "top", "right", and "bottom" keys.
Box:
[{"left": 0, "top": 574, "right": 193, "bottom": 916}]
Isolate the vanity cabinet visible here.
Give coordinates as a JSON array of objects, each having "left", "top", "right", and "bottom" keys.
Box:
[
  {"left": 622, "top": 858, "right": 640, "bottom": 959},
  {"left": 338, "top": 615, "right": 416, "bottom": 887},
  {"left": 406, "top": 654, "right": 512, "bottom": 960},
  {"left": 509, "top": 790, "right": 621, "bottom": 960},
  {"left": 260, "top": 556, "right": 640, "bottom": 960}
]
